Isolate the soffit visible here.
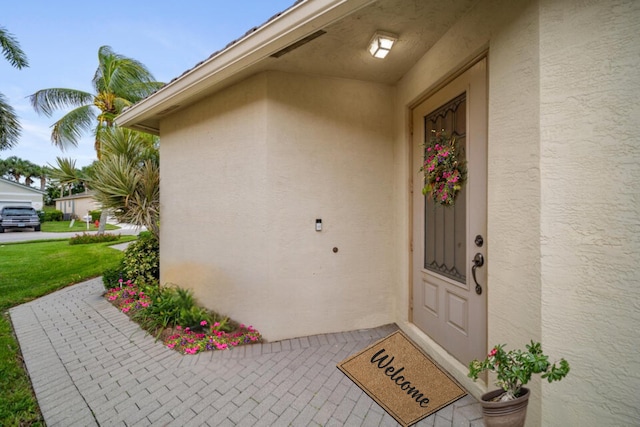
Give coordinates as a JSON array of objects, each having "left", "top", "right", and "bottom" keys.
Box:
[{"left": 117, "top": 0, "right": 475, "bottom": 134}]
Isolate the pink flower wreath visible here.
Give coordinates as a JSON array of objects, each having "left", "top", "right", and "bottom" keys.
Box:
[{"left": 419, "top": 130, "right": 467, "bottom": 206}]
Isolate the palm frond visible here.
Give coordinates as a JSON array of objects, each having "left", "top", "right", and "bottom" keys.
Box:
[
  {"left": 93, "top": 46, "right": 163, "bottom": 103},
  {"left": 0, "top": 92, "right": 20, "bottom": 150},
  {"left": 47, "top": 157, "right": 80, "bottom": 185},
  {"left": 50, "top": 105, "right": 97, "bottom": 150},
  {"left": 0, "top": 26, "right": 28, "bottom": 69},
  {"left": 30, "top": 88, "right": 94, "bottom": 117}
]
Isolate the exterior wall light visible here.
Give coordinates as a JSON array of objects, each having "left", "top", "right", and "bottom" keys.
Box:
[{"left": 368, "top": 31, "right": 398, "bottom": 59}]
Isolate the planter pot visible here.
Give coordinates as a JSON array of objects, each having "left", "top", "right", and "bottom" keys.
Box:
[{"left": 480, "top": 387, "right": 530, "bottom": 427}]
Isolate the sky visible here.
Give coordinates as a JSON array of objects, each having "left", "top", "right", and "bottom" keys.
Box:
[{"left": 1, "top": 0, "right": 295, "bottom": 173}]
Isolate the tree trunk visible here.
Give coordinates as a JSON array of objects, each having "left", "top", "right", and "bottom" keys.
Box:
[{"left": 97, "top": 209, "right": 108, "bottom": 235}]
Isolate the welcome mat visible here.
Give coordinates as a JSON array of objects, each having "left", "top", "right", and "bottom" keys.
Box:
[{"left": 337, "top": 331, "right": 466, "bottom": 427}]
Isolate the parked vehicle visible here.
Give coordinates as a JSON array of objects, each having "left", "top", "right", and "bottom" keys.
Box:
[{"left": 0, "top": 206, "right": 41, "bottom": 233}]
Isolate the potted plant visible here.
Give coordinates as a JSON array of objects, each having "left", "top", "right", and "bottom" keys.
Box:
[{"left": 468, "top": 341, "right": 570, "bottom": 427}]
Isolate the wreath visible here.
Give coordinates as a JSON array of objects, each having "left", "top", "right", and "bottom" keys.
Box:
[{"left": 419, "top": 130, "right": 467, "bottom": 206}]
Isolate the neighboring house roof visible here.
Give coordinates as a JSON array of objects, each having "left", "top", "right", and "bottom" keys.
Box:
[
  {"left": 117, "top": 0, "right": 455, "bottom": 133},
  {"left": 0, "top": 177, "right": 46, "bottom": 194},
  {"left": 54, "top": 191, "right": 96, "bottom": 202}
]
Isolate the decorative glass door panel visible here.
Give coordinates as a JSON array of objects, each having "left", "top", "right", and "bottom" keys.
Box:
[{"left": 424, "top": 93, "right": 467, "bottom": 284}]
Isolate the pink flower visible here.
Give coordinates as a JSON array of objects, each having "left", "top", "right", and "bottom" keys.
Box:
[
  {"left": 167, "top": 343, "right": 175, "bottom": 349},
  {"left": 176, "top": 326, "right": 182, "bottom": 331},
  {"left": 200, "top": 320, "right": 207, "bottom": 326},
  {"left": 489, "top": 348, "right": 498, "bottom": 357}
]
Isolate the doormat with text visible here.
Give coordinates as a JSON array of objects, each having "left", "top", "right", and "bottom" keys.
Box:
[{"left": 337, "top": 330, "right": 466, "bottom": 427}]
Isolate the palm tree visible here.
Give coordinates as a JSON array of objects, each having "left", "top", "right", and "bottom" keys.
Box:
[
  {"left": 4, "top": 156, "right": 29, "bottom": 182},
  {"left": 47, "top": 157, "right": 83, "bottom": 198},
  {"left": 0, "top": 26, "right": 28, "bottom": 150},
  {"left": 31, "top": 45, "right": 163, "bottom": 233},
  {"left": 37, "top": 164, "right": 48, "bottom": 191},
  {"left": 23, "top": 161, "right": 42, "bottom": 187},
  {"left": 88, "top": 127, "right": 160, "bottom": 239},
  {"left": 30, "top": 45, "right": 163, "bottom": 154}
]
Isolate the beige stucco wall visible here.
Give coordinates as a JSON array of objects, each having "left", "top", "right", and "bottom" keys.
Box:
[
  {"left": 538, "top": 0, "right": 640, "bottom": 425},
  {"left": 393, "top": 0, "right": 639, "bottom": 425},
  {"left": 154, "top": 0, "right": 639, "bottom": 424},
  {"left": 160, "top": 71, "right": 395, "bottom": 341},
  {"left": 55, "top": 195, "right": 100, "bottom": 218}
]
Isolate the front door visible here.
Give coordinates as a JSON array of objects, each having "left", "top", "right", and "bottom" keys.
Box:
[{"left": 411, "top": 58, "right": 487, "bottom": 365}]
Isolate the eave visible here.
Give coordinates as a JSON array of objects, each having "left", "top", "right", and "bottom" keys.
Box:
[{"left": 116, "top": 0, "right": 376, "bottom": 135}]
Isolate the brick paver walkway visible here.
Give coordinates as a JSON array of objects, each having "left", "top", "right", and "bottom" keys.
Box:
[{"left": 10, "top": 278, "right": 483, "bottom": 426}]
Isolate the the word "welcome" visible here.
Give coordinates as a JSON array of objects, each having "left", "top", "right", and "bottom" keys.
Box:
[{"left": 370, "top": 348, "right": 430, "bottom": 408}]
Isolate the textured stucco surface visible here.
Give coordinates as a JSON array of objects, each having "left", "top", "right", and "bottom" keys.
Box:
[
  {"left": 538, "top": 0, "right": 640, "bottom": 425},
  {"left": 154, "top": 0, "right": 640, "bottom": 425},
  {"left": 159, "top": 71, "right": 395, "bottom": 342}
]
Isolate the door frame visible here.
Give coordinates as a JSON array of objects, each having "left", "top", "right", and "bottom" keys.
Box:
[{"left": 407, "top": 53, "right": 489, "bottom": 353}]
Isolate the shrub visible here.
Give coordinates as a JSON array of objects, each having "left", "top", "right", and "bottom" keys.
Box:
[
  {"left": 122, "top": 234, "right": 159, "bottom": 285},
  {"left": 37, "top": 211, "right": 45, "bottom": 222},
  {"left": 69, "top": 232, "right": 120, "bottom": 245},
  {"left": 90, "top": 210, "right": 102, "bottom": 221},
  {"left": 131, "top": 285, "right": 219, "bottom": 331},
  {"left": 44, "top": 210, "right": 63, "bottom": 221},
  {"left": 102, "top": 266, "right": 124, "bottom": 289}
]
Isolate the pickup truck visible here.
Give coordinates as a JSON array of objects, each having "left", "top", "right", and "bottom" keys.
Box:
[{"left": 0, "top": 206, "right": 41, "bottom": 233}]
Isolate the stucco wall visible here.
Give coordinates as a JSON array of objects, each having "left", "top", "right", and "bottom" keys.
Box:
[
  {"left": 538, "top": 0, "right": 640, "bottom": 425},
  {"left": 55, "top": 196, "right": 100, "bottom": 218},
  {"left": 393, "top": 0, "right": 639, "bottom": 425},
  {"left": 394, "top": 2, "right": 543, "bottom": 422},
  {"left": 160, "top": 72, "right": 271, "bottom": 332},
  {"left": 159, "top": 71, "right": 395, "bottom": 341}
]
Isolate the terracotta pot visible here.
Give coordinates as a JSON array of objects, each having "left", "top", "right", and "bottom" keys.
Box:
[{"left": 480, "top": 387, "right": 530, "bottom": 427}]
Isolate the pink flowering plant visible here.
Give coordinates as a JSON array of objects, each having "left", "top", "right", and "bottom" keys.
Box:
[
  {"left": 468, "top": 341, "right": 570, "bottom": 402},
  {"left": 105, "top": 279, "right": 151, "bottom": 313},
  {"left": 165, "top": 321, "right": 262, "bottom": 355},
  {"left": 419, "top": 130, "right": 467, "bottom": 206},
  {"left": 104, "top": 279, "right": 262, "bottom": 354}
]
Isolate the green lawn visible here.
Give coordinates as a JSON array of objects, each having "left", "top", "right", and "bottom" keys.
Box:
[
  {"left": 41, "top": 220, "right": 120, "bottom": 233},
  {"left": 0, "top": 237, "right": 135, "bottom": 426}
]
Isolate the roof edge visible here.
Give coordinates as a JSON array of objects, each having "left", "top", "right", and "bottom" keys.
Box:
[
  {"left": 0, "top": 177, "right": 47, "bottom": 194},
  {"left": 116, "top": 0, "right": 376, "bottom": 133}
]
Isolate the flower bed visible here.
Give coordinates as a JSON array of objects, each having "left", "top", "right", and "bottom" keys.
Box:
[
  {"left": 105, "top": 280, "right": 262, "bottom": 355},
  {"left": 165, "top": 322, "right": 261, "bottom": 354}
]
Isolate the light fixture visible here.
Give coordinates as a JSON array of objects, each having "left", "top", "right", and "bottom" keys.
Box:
[{"left": 368, "top": 31, "right": 398, "bottom": 59}]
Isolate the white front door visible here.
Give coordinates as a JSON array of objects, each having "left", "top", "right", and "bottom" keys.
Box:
[{"left": 411, "top": 58, "right": 487, "bottom": 365}]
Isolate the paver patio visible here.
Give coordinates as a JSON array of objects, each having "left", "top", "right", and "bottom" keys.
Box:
[{"left": 10, "top": 278, "right": 483, "bottom": 426}]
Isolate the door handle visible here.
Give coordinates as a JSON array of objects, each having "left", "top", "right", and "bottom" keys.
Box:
[{"left": 472, "top": 253, "right": 484, "bottom": 295}]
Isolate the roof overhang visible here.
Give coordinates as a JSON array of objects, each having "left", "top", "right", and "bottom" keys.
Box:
[
  {"left": 117, "top": 0, "right": 477, "bottom": 134},
  {"left": 116, "top": 0, "right": 376, "bottom": 134}
]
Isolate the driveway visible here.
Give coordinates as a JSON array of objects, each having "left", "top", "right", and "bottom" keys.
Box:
[{"left": 0, "top": 223, "right": 144, "bottom": 244}]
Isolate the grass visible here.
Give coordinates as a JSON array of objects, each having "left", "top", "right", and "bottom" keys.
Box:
[
  {"left": 0, "top": 237, "right": 135, "bottom": 426},
  {"left": 41, "top": 220, "right": 119, "bottom": 233}
]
